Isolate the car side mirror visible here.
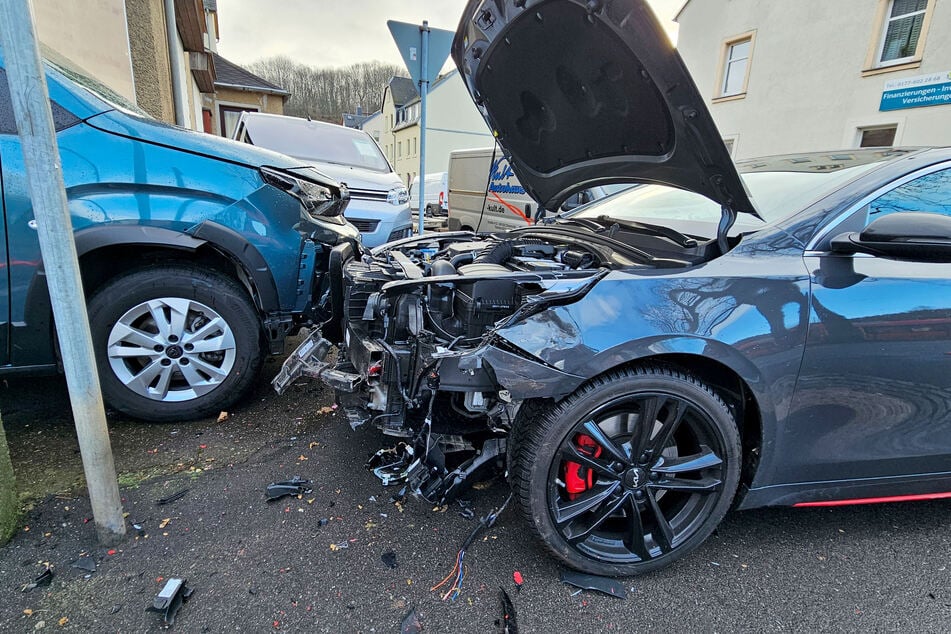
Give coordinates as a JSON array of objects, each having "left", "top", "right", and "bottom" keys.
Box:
[{"left": 829, "top": 212, "right": 951, "bottom": 262}]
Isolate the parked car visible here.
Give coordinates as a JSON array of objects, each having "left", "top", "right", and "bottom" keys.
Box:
[
  {"left": 0, "top": 49, "right": 357, "bottom": 422},
  {"left": 233, "top": 113, "right": 413, "bottom": 247},
  {"left": 447, "top": 146, "right": 631, "bottom": 232},
  {"left": 408, "top": 171, "right": 448, "bottom": 216},
  {"left": 276, "top": 0, "right": 951, "bottom": 577}
]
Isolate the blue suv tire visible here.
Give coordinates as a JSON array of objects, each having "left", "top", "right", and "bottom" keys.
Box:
[{"left": 87, "top": 265, "right": 264, "bottom": 421}]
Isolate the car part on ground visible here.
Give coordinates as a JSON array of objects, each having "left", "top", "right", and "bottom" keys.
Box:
[
  {"left": 264, "top": 477, "right": 313, "bottom": 501},
  {"left": 146, "top": 578, "right": 193, "bottom": 627},
  {"left": 275, "top": 0, "right": 951, "bottom": 577}
]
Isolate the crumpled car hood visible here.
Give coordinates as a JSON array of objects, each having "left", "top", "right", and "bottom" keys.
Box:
[{"left": 452, "top": 0, "right": 759, "bottom": 218}]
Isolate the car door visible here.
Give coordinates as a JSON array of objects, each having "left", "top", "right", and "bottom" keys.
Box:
[{"left": 780, "top": 164, "right": 951, "bottom": 486}]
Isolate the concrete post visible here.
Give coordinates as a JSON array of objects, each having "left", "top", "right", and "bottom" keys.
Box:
[{"left": 0, "top": 0, "right": 126, "bottom": 545}]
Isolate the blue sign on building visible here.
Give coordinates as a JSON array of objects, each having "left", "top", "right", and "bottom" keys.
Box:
[{"left": 880, "top": 71, "right": 951, "bottom": 112}]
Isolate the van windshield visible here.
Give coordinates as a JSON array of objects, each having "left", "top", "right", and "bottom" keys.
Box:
[{"left": 245, "top": 116, "right": 391, "bottom": 173}]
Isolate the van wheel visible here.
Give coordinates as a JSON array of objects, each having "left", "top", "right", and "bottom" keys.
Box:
[{"left": 87, "top": 265, "right": 264, "bottom": 422}]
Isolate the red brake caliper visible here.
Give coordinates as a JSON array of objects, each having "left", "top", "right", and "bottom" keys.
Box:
[{"left": 564, "top": 435, "right": 603, "bottom": 500}]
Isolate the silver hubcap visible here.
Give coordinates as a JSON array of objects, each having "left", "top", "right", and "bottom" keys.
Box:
[{"left": 106, "top": 298, "right": 236, "bottom": 402}]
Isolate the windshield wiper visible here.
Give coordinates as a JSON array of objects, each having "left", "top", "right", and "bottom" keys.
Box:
[{"left": 592, "top": 216, "right": 700, "bottom": 248}]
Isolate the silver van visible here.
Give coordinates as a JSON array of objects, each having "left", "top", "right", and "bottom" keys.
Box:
[
  {"left": 234, "top": 112, "right": 413, "bottom": 247},
  {"left": 447, "top": 146, "right": 630, "bottom": 232}
]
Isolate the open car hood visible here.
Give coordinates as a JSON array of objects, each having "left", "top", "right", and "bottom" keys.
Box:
[{"left": 452, "top": 0, "right": 759, "bottom": 217}]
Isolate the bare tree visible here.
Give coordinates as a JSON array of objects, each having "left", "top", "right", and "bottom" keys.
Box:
[{"left": 249, "top": 57, "right": 405, "bottom": 122}]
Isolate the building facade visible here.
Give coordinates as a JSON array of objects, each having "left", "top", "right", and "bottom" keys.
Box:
[
  {"left": 384, "top": 70, "right": 494, "bottom": 186},
  {"left": 676, "top": 0, "right": 951, "bottom": 159},
  {"left": 32, "top": 0, "right": 283, "bottom": 135}
]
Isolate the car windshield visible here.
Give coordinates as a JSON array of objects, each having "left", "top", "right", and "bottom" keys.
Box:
[
  {"left": 572, "top": 150, "right": 909, "bottom": 233},
  {"left": 245, "top": 117, "right": 391, "bottom": 172}
]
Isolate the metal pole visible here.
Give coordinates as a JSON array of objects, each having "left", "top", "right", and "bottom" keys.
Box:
[
  {"left": 417, "top": 21, "right": 430, "bottom": 236},
  {"left": 0, "top": 0, "right": 126, "bottom": 545},
  {"left": 163, "top": 0, "right": 188, "bottom": 127}
]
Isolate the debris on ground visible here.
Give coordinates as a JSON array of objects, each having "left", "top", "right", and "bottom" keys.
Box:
[
  {"left": 21, "top": 565, "right": 54, "bottom": 592},
  {"left": 156, "top": 488, "right": 189, "bottom": 506},
  {"left": 146, "top": 578, "right": 194, "bottom": 627},
  {"left": 399, "top": 606, "right": 422, "bottom": 633},
  {"left": 329, "top": 542, "right": 349, "bottom": 551},
  {"left": 264, "top": 477, "right": 312, "bottom": 501},
  {"left": 432, "top": 494, "right": 512, "bottom": 603},
  {"left": 216, "top": 411, "right": 229, "bottom": 423},
  {"left": 499, "top": 587, "right": 518, "bottom": 633},
  {"left": 71, "top": 556, "right": 97, "bottom": 573},
  {"left": 381, "top": 551, "right": 398, "bottom": 569},
  {"left": 559, "top": 570, "right": 627, "bottom": 599},
  {"left": 457, "top": 499, "right": 474, "bottom": 520},
  {"left": 513, "top": 570, "right": 524, "bottom": 592}
]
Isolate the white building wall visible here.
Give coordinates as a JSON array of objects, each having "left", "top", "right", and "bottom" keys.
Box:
[
  {"left": 391, "top": 71, "right": 493, "bottom": 184},
  {"left": 677, "top": 0, "right": 951, "bottom": 159}
]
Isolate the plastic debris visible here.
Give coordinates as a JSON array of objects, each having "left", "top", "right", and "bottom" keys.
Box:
[
  {"left": 317, "top": 518, "right": 329, "bottom": 527},
  {"left": 399, "top": 607, "right": 422, "bottom": 633},
  {"left": 499, "top": 587, "right": 518, "bottom": 633},
  {"left": 329, "top": 542, "right": 349, "bottom": 551},
  {"left": 71, "top": 556, "right": 97, "bottom": 573},
  {"left": 513, "top": 570, "right": 524, "bottom": 591},
  {"left": 265, "top": 477, "right": 312, "bottom": 501},
  {"left": 559, "top": 570, "right": 627, "bottom": 599},
  {"left": 21, "top": 566, "right": 54, "bottom": 592},
  {"left": 146, "top": 578, "right": 194, "bottom": 626},
  {"left": 156, "top": 488, "right": 189, "bottom": 506},
  {"left": 382, "top": 552, "right": 398, "bottom": 569},
  {"left": 457, "top": 499, "right": 475, "bottom": 520},
  {"left": 110, "top": 604, "right": 122, "bottom": 615}
]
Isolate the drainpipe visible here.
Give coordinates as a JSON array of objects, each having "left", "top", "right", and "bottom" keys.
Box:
[{"left": 164, "top": 0, "right": 188, "bottom": 127}]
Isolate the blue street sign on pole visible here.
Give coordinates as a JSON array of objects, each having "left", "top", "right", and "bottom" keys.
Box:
[{"left": 388, "top": 20, "right": 454, "bottom": 234}]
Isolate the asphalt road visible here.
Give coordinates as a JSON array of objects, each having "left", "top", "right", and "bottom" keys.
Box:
[{"left": 0, "top": 351, "right": 949, "bottom": 632}]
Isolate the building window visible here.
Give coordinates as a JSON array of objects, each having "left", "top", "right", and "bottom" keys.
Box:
[
  {"left": 716, "top": 32, "right": 755, "bottom": 100},
  {"left": 877, "top": 0, "right": 929, "bottom": 66},
  {"left": 219, "top": 105, "right": 257, "bottom": 138},
  {"left": 722, "top": 136, "right": 737, "bottom": 157},
  {"left": 398, "top": 141, "right": 402, "bottom": 157},
  {"left": 858, "top": 125, "right": 898, "bottom": 147}
]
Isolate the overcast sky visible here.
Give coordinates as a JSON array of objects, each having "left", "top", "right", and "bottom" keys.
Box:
[{"left": 216, "top": 0, "right": 685, "bottom": 70}]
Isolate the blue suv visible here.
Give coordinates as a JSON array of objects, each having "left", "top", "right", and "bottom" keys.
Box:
[{"left": 0, "top": 50, "right": 357, "bottom": 422}]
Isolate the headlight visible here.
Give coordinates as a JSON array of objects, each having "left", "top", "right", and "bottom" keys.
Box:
[
  {"left": 387, "top": 185, "right": 409, "bottom": 206},
  {"left": 260, "top": 167, "right": 349, "bottom": 218}
]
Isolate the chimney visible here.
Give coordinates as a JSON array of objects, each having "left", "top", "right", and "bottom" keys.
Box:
[{"left": 356, "top": 105, "right": 363, "bottom": 116}]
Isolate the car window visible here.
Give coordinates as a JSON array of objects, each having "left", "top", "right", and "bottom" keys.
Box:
[
  {"left": 0, "top": 68, "right": 80, "bottom": 134},
  {"left": 866, "top": 168, "right": 951, "bottom": 225},
  {"left": 244, "top": 116, "right": 391, "bottom": 172}
]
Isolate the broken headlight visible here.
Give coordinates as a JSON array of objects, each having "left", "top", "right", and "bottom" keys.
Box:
[{"left": 260, "top": 166, "right": 350, "bottom": 218}]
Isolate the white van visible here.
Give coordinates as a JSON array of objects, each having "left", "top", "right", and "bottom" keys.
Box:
[
  {"left": 447, "top": 147, "right": 631, "bottom": 233},
  {"left": 408, "top": 172, "right": 448, "bottom": 216}
]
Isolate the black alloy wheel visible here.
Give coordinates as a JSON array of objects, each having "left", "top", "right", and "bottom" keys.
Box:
[{"left": 513, "top": 366, "right": 741, "bottom": 576}]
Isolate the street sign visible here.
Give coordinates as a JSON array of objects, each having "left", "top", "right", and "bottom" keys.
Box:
[
  {"left": 387, "top": 20, "right": 454, "bottom": 85},
  {"left": 388, "top": 20, "right": 456, "bottom": 235}
]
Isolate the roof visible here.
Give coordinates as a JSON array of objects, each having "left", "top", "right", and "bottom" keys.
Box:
[
  {"left": 388, "top": 76, "right": 418, "bottom": 106},
  {"left": 213, "top": 53, "right": 289, "bottom": 96},
  {"left": 342, "top": 112, "right": 373, "bottom": 128}
]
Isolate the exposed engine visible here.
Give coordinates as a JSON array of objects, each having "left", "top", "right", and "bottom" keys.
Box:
[{"left": 275, "top": 223, "right": 713, "bottom": 504}]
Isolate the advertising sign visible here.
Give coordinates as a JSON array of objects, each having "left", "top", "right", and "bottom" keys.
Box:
[{"left": 880, "top": 71, "right": 951, "bottom": 112}]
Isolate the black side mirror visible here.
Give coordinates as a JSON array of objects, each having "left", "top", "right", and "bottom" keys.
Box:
[{"left": 830, "top": 212, "right": 951, "bottom": 262}]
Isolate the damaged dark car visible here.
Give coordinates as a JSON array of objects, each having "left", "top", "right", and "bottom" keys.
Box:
[{"left": 276, "top": 0, "right": 951, "bottom": 576}]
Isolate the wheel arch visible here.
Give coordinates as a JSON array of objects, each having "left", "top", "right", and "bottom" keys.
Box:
[{"left": 72, "top": 222, "right": 281, "bottom": 314}]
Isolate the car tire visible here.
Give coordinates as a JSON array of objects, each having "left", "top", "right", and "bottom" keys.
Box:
[
  {"left": 87, "top": 265, "right": 264, "bottom": 422},
  {"left": 512, "top": 365, "right": 741, "bottom": 576}
]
